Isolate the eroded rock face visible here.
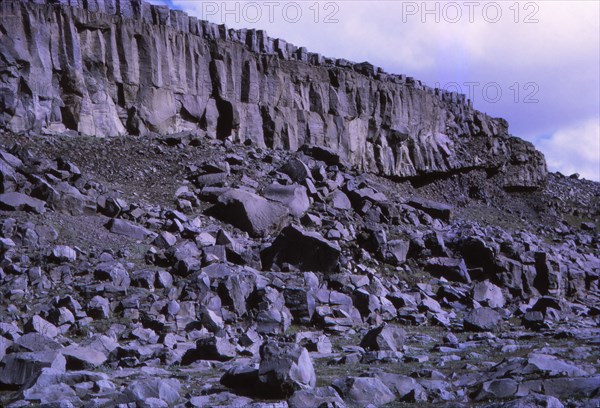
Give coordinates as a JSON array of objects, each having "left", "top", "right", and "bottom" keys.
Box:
[{"left": 0, "top": 0, "right": 546, "bottom": 189}]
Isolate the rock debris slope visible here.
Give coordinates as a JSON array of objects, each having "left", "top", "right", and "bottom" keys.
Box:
[
  {"left": 1, "top": 0, "right": 545, "bottom": 188},
  {"left": 0, "top": 1, "right": 598, "bottom": 408}
]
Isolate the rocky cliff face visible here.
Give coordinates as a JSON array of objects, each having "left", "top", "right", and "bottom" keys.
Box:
[{"left": 0, "top": 0, "right": 546, "bottom": 188}]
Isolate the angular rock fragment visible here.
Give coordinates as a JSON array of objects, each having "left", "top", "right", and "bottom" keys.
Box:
[
  {"left": 51, "top": 245, "right": 77, "bottom": 262},
  {"left": 279, "top": 159, "right": 312, "bottom": 183},
  {"left": 106, "top": 218, "right": 154, "bottom": 240},
  {"left": 360, "top": 324, "right": 406, "bottom": 352},
  {"left": 0, "top": 192, "right": 46, "bottom": 213},
  {"left": 0, "top": 351, "right": 66, "bottom": 387},
  {"left": 24, "top": 316, "right": 58, "bottom": 338},
  {"left": 258, "top": 341, "right": 316, "bottom": 397},
  {"left": 426, "top": 257, "right": 471, "bottom": 283},
  {"left": 331, "top": 376, "right": 396, "bottom": 407},
  {"left": 261, "top": 225, "right": 340, "bottom": 273},
  {"left": 464, "top": 308, "right": 502, "bottom": 332},
  {"left": 407, "top": 198, "right": 452, "bottom": 221},
  {"left": 126, "top": 378, "right": 181, "bottom": 405},
  {"left": 208, "top": 189, "right": 288, "bottom": 237},
  {"left": 473, "top": 281, "right": 505, "bottom": 308},
  {"left": 60, "top": 345, "right": 108, "bottom": 370},
  {"left": 288, "top": 386, "right": 345, "bottom": 408},
  {"left": 263, "top": 183, "right": 310, "bottom": 217}
]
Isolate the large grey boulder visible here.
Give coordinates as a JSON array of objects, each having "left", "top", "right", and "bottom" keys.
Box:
[
  {"left": 263, "top": 183, "right": 310, "bottom": 217},
  {"left": 360, "top": 324, "right": 406, "bottom": 352},
  {"left": 106, "top": 218, "right": 155, "bottom": 240},
  {"left": 464, "top": 308, "right": 502, "bottom": 332},
  {"left": 208, "top": 189, "right": 288, "bottom": 237},
  {"left": 0, "top": 192, "right": 46, "bottom": 214},
  {"left": 331, "top": 376, "right": 396, "bottom": 407},
  {"left": 425, "top": 257, "right": 471, "bottom": 283},
  {"left": 126, "top": 378, "right": 181, "bottom": 405},
  {"left": 258, "top": 341, "right": 316, "bottom": 397},
  {"left": 261, "top": 225, "right": 341, "bottom": 273},
  {"left": 407, "top": 198, "right": 452, "bottom": 221},
  {"left": 0, "top": 351, "right": 66, "bottom": 387},
  {"left": 473, "top": 281, "right": 505, "bottom": 308},
  {"left": 60, "top": 345, "right": 108, "bottom": 370},
  {"left": 289, "top": 386, "right": 345, "bottom": 408},
  {"left": 24, "top": 316, "right": 58, "bottom": 339}
]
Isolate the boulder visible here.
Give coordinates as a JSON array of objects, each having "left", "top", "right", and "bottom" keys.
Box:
[
  {"left": 208, "top": 189, "right": 288, "bottom": 237},
  {"left": 288, "top": 386, "right": 345, "bottom": 408},
  {"left": 24, "top": 316, "right": 58, "bottom": 338},
  {"left": 60, "top": 345, "right": 108, "bottom": 370},
  {"left": 261, "top": 225, "right": 341, "bottom": 273},
  {"left": 0, "top": 351, "right": 66, "bottom": 387},
  {"left": 126, "top": 378, "right": 181, "bottom": 405},
  {"left": 263, "top": 183, "right": 310, "bottom": 217},
  {"left": 258, "top": 341, "right": 316, "bottom": 397},
  {"left": 331, "top": 376, "right": 396, "bottom": 407},
  {"left": 360, "top": 324, "right": 406, "bottom": 352},
  {"left": 106, "top": 218, "right": 154, "bottom": 240},
  {"left": 279, "top": 159, "right": 312, "bottom": 183},
  {"left": 473, "top": 281, "right": 505, "bottom": 308},
  {"left": 0, "top": 192, "right": 46, "bottom": 213},
  {"left": 183, "top": 336, "right": 237, "bottom": 363},
  {"left": 328, "top": 190, "right": 352, "bottom": 210},
  {"left": 464, "top": 308, "right": 502, "bottom": 332},
  {"left": 425, "top": 257, "right": 471, "bottom": 283},
  {"left": 51, "top": 245, "right": 77, "bottom": 262},
  {"left": 407, "top": 198, "right": 452, "bottom": 221}
]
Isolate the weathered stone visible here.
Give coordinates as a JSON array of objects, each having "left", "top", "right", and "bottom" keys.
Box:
[
  {"left": 106, "top": 219, "right": 154, "bottom": 240},
  {"left": 464, "top": 308, "right": 502, "bottom": 332},
  {"left": 51, "top": 245, "right": 77, "bottom": 263},
  {"left": 87, "top": 296, "right": 111, "bottom": 319},
  {"left": 208, "top": 189, "right": 288, "bottom": 237},
  {"left": 331, "top": 376, "right": 396, "bottom": 407},
  {"left": 60, "top": 345, "right": 108, "bottom": 370},
  {"left": 153, "top": 231, "right": 177, "bottom": 249},
  {"left": 376, "top": 372, "right": 427, "bottom": 402},
  {"left": 329, "top": 191, "right": 352, "bottom": 210},
  {"left": 426, "top": 257, "right": 471, "bottom": 283},
  {"left": 183, "top": 336, "right": 237, "bottom": 363},
  {"left": 261, "top": 225, "right": 340, "bottom": 273},
  {"left": 94, "top": 262, "right": 131, "bottom": 288},
  {"left": 0, "top": 192, "right": 46, "bottom": 213},
  {"left": 0, "top": 351, "right": 66, "bottom": 387},
  {"left": 220, "top": 365, "right": 260, "bottom": 391},
  {"left": 473, "top": 281, "right": 505, "bottom": 308},
  {"left": 407, "top": 198, "right": 452, "bottom": 221},
  {"left": 24, "top": 316, "right": 58, "bottom": 338},
  {"left": 360, "top": 324, "right": 406, "bottom": 352},
  {"left": 279, "top": 159, "right": 311, "bottom": 183},
  {"left": 258, "top": 341, "right": 316, "bottom": 397},
  {"left": 126, "top": 378, "right": 181, "bottom": 405},
  {"left": 288, "top": 386, "right": 345, "bottom": 408},
  {"left": 14, "top": 333, "right": 61, "bottom": 352},
  {"left": 263, "top": 183, "right": 310, "bottom": 217}
]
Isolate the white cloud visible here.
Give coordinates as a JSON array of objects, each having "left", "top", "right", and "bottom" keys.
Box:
[{"left": 538, "top": 118, "right": 600, "bottom": 181}]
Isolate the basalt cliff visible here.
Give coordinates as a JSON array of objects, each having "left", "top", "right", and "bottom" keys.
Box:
[
  {"left": 1, "top": 0, "right": 545, "bottom": 188},
  {"left": 1, "top": 2, "right": 598, "bottom": 408}
]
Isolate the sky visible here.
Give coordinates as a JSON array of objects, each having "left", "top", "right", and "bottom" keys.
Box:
[{"left": 150, "top": 0, "right": 600, "bottom": 181}]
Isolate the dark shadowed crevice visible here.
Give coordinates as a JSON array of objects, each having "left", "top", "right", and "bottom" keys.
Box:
[{"left": 216, "top": 98, "right": 233, "bottom": 140}]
